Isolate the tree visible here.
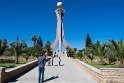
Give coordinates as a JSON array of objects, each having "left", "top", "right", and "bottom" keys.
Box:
[
  {"left": 36, "top": 35, "right": 43, "bottom": 56},
  {"left": 75, "top": 51, "right": 83, "bottom": 59},
  {"left": 10, "top": 35, "right": 22, "bottom": 63},
  {"left": 29, "top": 36, "right": 44, "bottom": 58},
  {"left": 107, "top": 39, "right": 124, "bottom": 67},
  {"left": 105, "top": 48, "right": 117, "bottom": 64},
  {"left": 31, "top": 34, "right": 37, "bottom": 46},
  {"left": 66, "top": 46, "right": 75, "bottom": 57},
  {"left": 84, "top": 47, "right": 95, "bottom": 61},
  {"left": 21, "top": 47, "right": 31, "bottom": 62},
  {"left": 87, "top": 53, "right": 95, "bottom": 62},
  {"left": 92, "top": 41, "right": 108, "bottom": 65},
  {"left": 37, "top": 36, "right": 43, "bottom": 49},
  {"left": 20, "top": 40, "right": 30, "bottom": 61},
  {"left": 0, "top": 39, "right": 8, "bottom": 55},
  {"left": 3, "top": 39, "right": 7, "bottom": 46},
  {"left": 44, "top": 40, "right": 52, "bottom": 56},
  {"left": 21, "top": 39, "right": 28, "bottom": 48},
  {"left": 31, "top": 45, "right": 43, "bottom": 58},
  {"left": 74, "top": 48, "right": 77, "bottom": 53},
  {"left": 85, "top": 33, "right": 92, "bottom": 48}
]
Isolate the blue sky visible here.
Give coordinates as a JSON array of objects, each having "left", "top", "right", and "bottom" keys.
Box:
[{"left": 0, "top": 0, "right": 124, "bottom": 50}]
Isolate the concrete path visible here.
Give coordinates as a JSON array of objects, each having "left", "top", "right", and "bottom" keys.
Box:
[{"left": 8, "top": 57, "right": 97, "bottom": 83}]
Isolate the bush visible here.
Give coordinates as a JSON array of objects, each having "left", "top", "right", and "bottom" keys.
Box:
[
  {"left": 3, "top": 50, "right": 13, "bottom": 56},
  {"left": 74, "top": 51, "right": 83, "bottom": 59}
]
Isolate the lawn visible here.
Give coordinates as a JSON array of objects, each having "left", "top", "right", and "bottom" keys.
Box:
[
  {"left": 88, "top": 62, "right": 117, "bottom": 69},
  {"left": 0, "top": 62, "right": 26, "bottom": 69}
]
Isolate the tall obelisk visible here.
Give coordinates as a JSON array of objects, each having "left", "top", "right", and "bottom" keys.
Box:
[{"left": 51, "top": 2, "right": 69, "bottom": 52}]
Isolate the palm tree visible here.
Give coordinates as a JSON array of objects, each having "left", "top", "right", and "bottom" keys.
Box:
[
  {"left": 105, "top": 48, "right": 117, "bottom": 64},
  {"left": 87, "top": 53, "right": 95, "bottom": 62},
  {"left": 107, "top": 39, "right": 124, "bottom": 67},
  {"left": 10, "top": 35, "right": 22, "bottom": 64},
  {"left": 92, "top": 41, "right": 108, "bottom": 65},
  {"left": 84, "top": 47, "right": 95, "bottom": 62},
  {"left": 31, "top": 34, "right": 37, "bottom": 46}
]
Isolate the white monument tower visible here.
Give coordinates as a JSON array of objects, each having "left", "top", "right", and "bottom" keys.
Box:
[{"left": 51, "top": 2, "right": 69, "bottom": 53}]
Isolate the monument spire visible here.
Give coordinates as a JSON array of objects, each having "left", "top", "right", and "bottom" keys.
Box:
[{"left": 51, "top": 2, "right": 69, "bottom": 52}]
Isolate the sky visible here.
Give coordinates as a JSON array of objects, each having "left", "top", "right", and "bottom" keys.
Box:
[{"left": 0, "top": 0, "right": 124, "bottom": 50}]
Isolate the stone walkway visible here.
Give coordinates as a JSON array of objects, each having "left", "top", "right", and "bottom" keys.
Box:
[{"left": 8, "top": 57, "right": 97, "bottom": 83}]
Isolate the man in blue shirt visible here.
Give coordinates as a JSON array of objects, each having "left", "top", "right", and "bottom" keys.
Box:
[{"left": 38, "top": 52, "right": 50, "bottom": 83}]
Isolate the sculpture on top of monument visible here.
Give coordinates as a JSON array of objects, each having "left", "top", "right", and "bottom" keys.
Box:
[{"left": 51, "top": 2, "right": 69, "bottom": 52}]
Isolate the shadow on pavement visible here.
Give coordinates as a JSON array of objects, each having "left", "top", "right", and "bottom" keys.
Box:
[
  {"left": 44, "top": 76, "right": 59, "bottom": 82},
  {"left": 54, "top": 64, "right": 64, "bottom": 66},
  {"left": 59, "top": 64, "right": 64, "bottom": 66},
  {"left": 54, "top": 64, "right": 58, "bottom": 66},
  {"left": 6, "top": 67, "right": 36, "bottom": 83}
]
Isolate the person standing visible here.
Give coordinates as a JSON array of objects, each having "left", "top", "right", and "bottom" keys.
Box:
[
  {"left": 59, "top": 56, "right": 61, "bottom": 66},
  {"left": 49, "top": 52, "right": 53, "bottom": 66},
  {"left": 38, "top": 52, "right": 50, "bottom": 83},
  {"left": 47, "top": 56, "right": 51, "bottom": 66}
]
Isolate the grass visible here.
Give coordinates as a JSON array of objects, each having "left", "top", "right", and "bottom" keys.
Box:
[
  {"left": 0, "top": 62, "right": 26, "bottom": 69},
  {"left": 88, "top": 62, "right": 117, "bottom": 69}
]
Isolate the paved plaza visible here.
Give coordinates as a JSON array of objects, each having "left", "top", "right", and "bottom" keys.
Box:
[{"left": 8, "top": 57, "right": 97, "bottom": 83}]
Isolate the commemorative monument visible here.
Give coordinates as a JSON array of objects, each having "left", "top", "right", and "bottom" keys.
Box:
[{"left": 51, "top": 2, "right": 69, "bottom": 53}]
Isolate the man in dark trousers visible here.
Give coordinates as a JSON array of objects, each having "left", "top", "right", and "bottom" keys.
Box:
[{"left": 38, "top": 52, "right": 50, "bottom": 83}]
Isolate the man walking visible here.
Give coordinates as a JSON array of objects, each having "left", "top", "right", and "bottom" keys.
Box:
[{"left": 38, "top": 52, "right": 50, "bottom": 83}]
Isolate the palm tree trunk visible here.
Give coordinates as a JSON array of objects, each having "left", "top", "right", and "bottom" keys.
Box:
[{"left": 15, "top": 53, "right": 19, "bottom": 64}]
